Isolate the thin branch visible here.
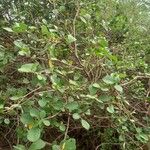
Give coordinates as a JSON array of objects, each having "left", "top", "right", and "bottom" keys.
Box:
[
  {"left": 18, "top": 86, "right": 42, "bottom": 104},
  {"left": 64, "top": 114, "right": 70, "bottom": 141},
  {"left": 121, "top": 75, "right": 150, "bottom": 86},
  {"left": 72, "top": 1, "right": 90, "bottom": 79},
  {"left": 73, "top": 1, "right": 80, "bottom": 60},
  {"left": 46, "top": 112, "right": 60, "bottom": 120}
]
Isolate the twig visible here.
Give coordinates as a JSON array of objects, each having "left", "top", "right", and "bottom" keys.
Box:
[
  {"left": 121, "top": 75, "right": 150, "bottom": 86},
  {"left": 72, "top": 1, "right": 90, "bottom": 79},
  {"left": 73, "top": 1, "right": 80, "bottom": 61},
  {"left": 64, "top": 114, "right": 70, "bottom": 141},
  {"left": 18, "top": 86, "right": 42, "bottom": 104},
  {"left": 46, "top": 112, "right": 60, "bottom": 120}
]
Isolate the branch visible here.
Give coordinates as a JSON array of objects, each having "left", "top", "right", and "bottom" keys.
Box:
[
  {"left": 72, "top": 1, "right": 91, "bottom": 79},
  {"left": 64, "top": 114, "right": 70, "bottom": 141},
  {"left": 121, "top": 75, "right": 150, "bottom": 86}
]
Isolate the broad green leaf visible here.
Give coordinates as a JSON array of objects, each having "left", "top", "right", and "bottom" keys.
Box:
[
  {"left": 103, "top": 75, "right": 115, "bottom": 84},
  {"left": 41, "top": 25, "right": 49, "bottom": 35},
  {"left": 39, "top": 110, "right": 46, "bottom": 118},
  {"left": 52, "top": 145, "right": 60, "bottom": 150},
  {"left": 92, "top": 83, "right": 100, "bottom": 88},
  {"left": 88, "top": 85, "right": 98, "bottom": 95},
  {"left": 14, "top": 40, "right": 27, "bottom": 48},
  {"left": 139, "top": 134, "right": 149, "bottom": 141},
  {"left": 10, "top": 95, "right": 22, "bottom": 101},
  {"left": 85, "top": 109, "right": 91, "bottom": 115},
  {"left": 81, "top": 119, "right": 90, "bottom": 130},
  {"left": 72, "top": 113, "right": 80, "bottom": 120},
  {"left": 52, "top": 100, "right": 64, "bottom": 111},
  {"left": 42, "top": 120, "right": 50, "bottom": 126},
  {"left": 66, "top": 101, "right": 79, "bottom": 112},
  {"left": 38, "top": 99, "right": 47, "bottom": 107},
  {"left": 136, "top": 133, "right": 149, "bottom": 143},
  {"left": 20, "top": 113, "right": 33, "bottom": 125},
  {"left": 99, "top": 95, "right": 113, "bottom": 102},
  {"left": 14, "top": 145, "right": 26, "bottom": 150},
  {"left": 84, "top": 14, "right": 91, "bottom": 20},
  {"left": 107, "top": 105, "right": 115, "bottom": 114},
  {"left": 59, "top": 123, "right": 66, "bottom": 132},
  {"left": 13, "top": 22, "right": 27, "bottom": 33},
  {"left": 63, "top": 138, "right": 76, "bottom": 150},
  {"left": 99, "top": 37, "right": 108, "bottom": 48},
  {"left": 67, "top": 34, "right": 76, "bottom": 44},
  {"left": 4, "top": 118, "right": 10, "bottom": 124},
  {"left": 37, "top": 74, "right": 46, "bottom": 81},
  {"left": 29, "top": 139, "right": 46, "bottom": 150},
  {"left": 27, "top": 127, "right": 41, "bottom": 142},
  {"left": 114, "top": 84, "right": 123, "bottom": 93},
  {"left": 14, "top": 40, "right": 30, "bottom": 56},
  {"left": 119, "top": 135, "right": 125, "bottom": 142},
  {"left": 30, "top": 108, "right": 39, "bottom": 118},
  {"left": 18, "top": 63, "right": 38, "bottom": 73},
  {"left": 99, "top": 84, "right": 109, "bottom": 91}
]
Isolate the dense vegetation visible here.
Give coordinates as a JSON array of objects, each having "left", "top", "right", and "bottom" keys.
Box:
[{"left": 0, "top": 0, "right": 150, "bottom": 149}]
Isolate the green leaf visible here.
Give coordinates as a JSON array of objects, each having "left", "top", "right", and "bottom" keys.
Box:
[
  {"left": 12, "top": 22, "right": 27, "bottom": 33},
  {"left": 59, "top": 123, "right": 66, "bottom": 132},
  {"left": 69, "top": 80, "right": 78, "bottom": 86},
  {"left": 92, "top": 83, "right": 100, "bottom": 88},
  {"left": 52, "top": 100, "right": 64, "bottom": 111},
  {"left": 88, "top": 85, "right": 98, "bottom": 95},
  {"left": 67, "top": 34, "right": 76, "bottom": 44},
  {"left": 14, "top": 40, "right": 30, "bottom": 56},
  {"left": 18, "top": 63, "right": 38, "bottom": 73},
  {"left": 136, "top": 133, "right": 149, "bottom": 143},
  {"left": 14, "top": 145, "right": 26, "bottom": 150},
  {"left": 37, "top": 74, "right": 46, "bottom": 81},
  {"left": 114, "top": 84, "right": 123, "bottom": 93},
  {"left": 42, "top": 120, "right": 50, "bottom": 126},
  {"left": 72, "top": 113, "right": 80, "bottom": 120},
  {"left": 14, "top": 40, "right": 25, "bottom": 48},
  {"left": 38, "top": 99, "right": 47, "bottom": 107},
  {"left": 66, "top": 101, "right": 79, "bottom": 112},
  {"left": 139, "top": 134, "right": 149, "bottom": 141},
  {"left": 10, "top": 95, "right": 22, "bottom": 101},
  {"left": 30, "top": 108, "right": 39, "bottom": 118},
  {"left": 27, "top": 127, "right": 41, "bottom": 142},
  {"left": 107, "top": 105, "right": 115, "bottom": 114},
  {"left": 29, "top": 139, "right": 46, "bottom": 150},
  {"left": 52, "top": 145, "right": 60, "bottom": 150},
  {"left": 102, "top": 75, "right": 115, "bottom": 84},
  {"left": 4, "top": 118, "right": 10, "bottom": 124},
  {"left": 63, "top": 138, "right": 76, "bottom": 150},
  {"left": 99, "top": 37, "right": 108, "bottom": 48},
  {"left": 41, "top": 25, "right": 49, "bottom": 35},
  {"left": 20, "top": 113, "right": 33, "bottom": 125},
  {"left": 81, "top": 119, "right": 90, "bottom": 130},
  {"left": 39, "top": 110, "right": 46, "bottom": 118},
  {"left": 80, "top": 16, "right": 87, "bottom": 24},
  {"left": 99, "top": 95, "right": 113, "bottom": 102},
  {"left": 3, "top": 27, "right": 13, "bottom": 32}
]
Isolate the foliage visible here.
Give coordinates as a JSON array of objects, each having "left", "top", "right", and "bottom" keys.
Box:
[{"left": 0, "top": 0, "right": 150, "bottom": 149}]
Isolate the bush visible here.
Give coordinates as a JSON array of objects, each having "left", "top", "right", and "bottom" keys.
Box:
[{"left": 0, "top": 0, "right": 150, "bottom": 149}]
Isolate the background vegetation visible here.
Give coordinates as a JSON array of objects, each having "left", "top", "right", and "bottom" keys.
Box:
[{"left": 0, "top": 0, "right": 150, "bottom": 149}]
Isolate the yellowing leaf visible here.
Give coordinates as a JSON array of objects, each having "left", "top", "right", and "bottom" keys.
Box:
[
  {"left": 61, "top": 143, "right": 65, "bottom": 150},
  {"left": 48, "top": 59, "right": 53, "bottom": 68},
  {"left": 28, "top": 124, "right": 33, "bottom": 129}
]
